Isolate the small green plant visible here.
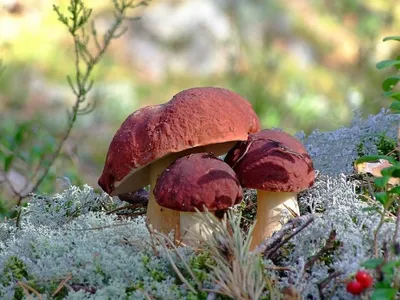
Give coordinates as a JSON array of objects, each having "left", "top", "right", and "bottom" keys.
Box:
[
  {"left": 0, "top": 256, "right": 31, "bottom": 299},
  {"left": 376, "top": 36, "right": 400, "bottom": 114},
  {"left": 0, "top": 0, "right": 147, "bottom": 223},
  {"left": 357, "top": 133, "right": 399, "bottom": 160},
  {"left": 354, "top": 35, "right": 400, "bottom": 300}
]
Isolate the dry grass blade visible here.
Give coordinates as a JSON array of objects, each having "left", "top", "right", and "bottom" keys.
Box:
[
  {"left": 17, "top": 281, "right": 43, "bottom": 300},
  {"left": 52, "top": 273, "right": 73, "bottom": 297},
  {"left": 191, "top": 209, "right": 268, "bottom": 300},
  {"left": 255, "top": 214, "right": 314, "bottom": 258},
  {"left": 152, "top": 230, "right": 201, "bottom": 294}
]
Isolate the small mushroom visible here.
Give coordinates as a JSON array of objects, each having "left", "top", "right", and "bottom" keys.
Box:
[
  {"left": 225, "top": 129, "right": 315, "bottom": 249},
  {"left": 153, "top": 153, "right": 243, "bottom": 245},
  {"left": 98, "top": 87, "right": 260, "bottom": 236}
]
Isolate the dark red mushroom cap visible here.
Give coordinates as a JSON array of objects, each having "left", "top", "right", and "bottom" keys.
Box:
[
  {"left": 98, "top": 87, "right": 260, "bottom": 195},
  {"left": 154, "top": 153, "right": 243, "bottom": 212},
  {"left": 225, "top": 129, "right": 315, "bottom": 192}
]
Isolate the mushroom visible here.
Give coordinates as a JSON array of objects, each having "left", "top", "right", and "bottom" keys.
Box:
[
  {"left": 98, "top": 87, "right": 260, "bottom": 236},
  {"left": 224, "top": 129, "right": 315, "bottom": 249},
  {"left": 153, "top": 153, "right": 243, "bottom": 245}
]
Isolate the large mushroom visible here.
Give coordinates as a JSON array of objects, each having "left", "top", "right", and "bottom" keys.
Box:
[
  {"left": 154, "top": 153, "right": 243, "bottom": 245},
  {"left": 224, "top": 129, "right": 315, "bottom": 249},
  {"left": 98, "top": 87, "right": 260, "bottom": 236}
]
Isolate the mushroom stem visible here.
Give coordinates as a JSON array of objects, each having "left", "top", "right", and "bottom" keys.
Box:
[
  {"left": 147, "top": 148, "right": 208, "bottom": 238},
  {"left": 148, "top": 155, "right": 180, "bottom": 235},
  {"left": 179, "top": 211, "right": 214, "bottom": 246},
  {"left": 250, "top": 191, "right": 299, "bottom": 250}
]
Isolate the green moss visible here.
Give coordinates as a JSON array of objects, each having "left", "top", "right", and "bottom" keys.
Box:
[
  {"left": 356, "top": 133, "right": 398, "bottom": 160},
  {"left": 1, "top": 256, "right": 30, "bottom": 299},
  {"left": 1, "top": 256, "right": 29, "bottom": 284},
  {"left": 186, "top": 291, "right": 208, "bottom": 300},
  {"left": 318, "top": 240, "right": 342, "bottom": 268},
  {"left": 187, "top": 251, "right": 215, "bottom": 283},
  {"left": 141, "top": 253, "right": 168, "bottom": 282}
]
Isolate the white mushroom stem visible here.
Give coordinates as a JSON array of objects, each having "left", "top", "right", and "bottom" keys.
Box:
[
  {"left": 147, "top": 155, "right": 181, "bottom": 235},
  {"left": 146, "top": 142, "right": 236, "bottom": 242},
  {"left": 250, "top": 191, "right": 299, "bottom": 250},
  {"left": 147, "top": 148, "right": 207, "bottom": 238},
  {"left": 178, "top": 211, "right": 214, "bottom": 246}
]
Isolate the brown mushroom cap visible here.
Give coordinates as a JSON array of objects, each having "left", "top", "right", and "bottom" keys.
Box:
[
  {"left": 224, "top": 129, "right": 315, "bottom": 192},
  {"left": 98, "top": 87, "right": 260, "bottom": 195},
  {"left": 154, "top": 153, "right": 243, "bottom": 212}
]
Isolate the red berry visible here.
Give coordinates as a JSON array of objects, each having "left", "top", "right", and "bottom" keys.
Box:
[
  {"left": 346, "top": 280, "right": 364, "bottom": 295},
  {"left": 355, "top": 270, "right": 373, "bottom": 289}
]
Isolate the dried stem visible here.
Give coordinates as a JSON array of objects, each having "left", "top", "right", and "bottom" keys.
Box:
[
  {"left": 373, "top": 190, "right": 394, "bottom": 257},
  {"left": 255, "top": 214, "right": 314, "bottom": 258},
  {"left": 393, "top": 204, "right": 400, "bottom": 246},
  {"left": 52, "top": 273, "right": 73, "bottom": 297},
  {"left": 305, "top": 230, "right": 340, "bottom": 269},
  {"left": 317, "top": 271, "right": 343, "bottom": 300},
  {"left": 9, "top": 0, "right": 144, "bottom": 227}
]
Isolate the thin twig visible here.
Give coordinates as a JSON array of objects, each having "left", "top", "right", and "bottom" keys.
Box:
[
  {"left": 145, "top": 222, "right": 159, "bottom": 257},
  {"left": 106, "top": 203, "right": 145, "bottom": 215},
  {"left": 153, "top": 230, "right": 202, "bottom": 289},
  {"left": 52, "top": 273, "right": 73, "bottom": 297},
  {"left": 116, "top": 211, "right": 146, "bottom": 218},
  {"left": 17, "top": 281, "right": 43, "bottom": 300},
  {"left": 317, "top": 271, "right": 343, "bottom": 300},
  {"left": 255, "top": 214, "right": 314, "bottom": 257},
  {"left": 71, "top": 221, "right": 135, "bottom": 231},
  {"left": 11, "top": 0, "right": 141, "bottom": 227},
  {"left": 393, "top": 204, "right": 400, "bottom": 245},
  {"left": 153, "top": 233, "right": 199, "bottom": 294},
  {"left": 305, "top": 230, "right": 340, "bottom": 270}
]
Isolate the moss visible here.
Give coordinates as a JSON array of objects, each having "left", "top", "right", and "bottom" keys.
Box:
[
  {"left": 186, "top": 291, "right": 208, "bottom": 300},
  {"left": 318, "top": 240, "right": 343, "bottom": 269},
  {"left": 189, "top": 251, "right": 214, "bottom": 282},
  {"left": 141, "top": 253, "right": 168, "bottom": 283},
  {"left": 1, "top": 256, "right": 30, "bottom": 299},
  {"left": 356, "top": 133, "right": 398, "bottom": 160},
  {"left": 1, "top": 256, "right": 29, "bottom": 284}
]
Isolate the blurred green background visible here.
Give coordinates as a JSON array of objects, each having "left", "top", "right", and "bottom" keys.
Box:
[{"left": 0, "top": 0, "right": 399, "bottom": 214}]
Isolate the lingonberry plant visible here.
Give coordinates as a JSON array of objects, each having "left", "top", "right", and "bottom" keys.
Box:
[{"left": 354, "top": 35, "right": 400, "bottom": 300}]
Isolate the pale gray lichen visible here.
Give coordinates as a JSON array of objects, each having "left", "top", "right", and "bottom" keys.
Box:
[
  {"left": 0, "top": 186, "right": 202, "bottom": 299},
  {"left": 0, "top": 111, "right": 399, "bottom": 299},
  {"left": 297, "top": 109, "right": 399, "bottom": 175},
  {"left": 289, "top": 174, "right": 395, "bottom": 299}
]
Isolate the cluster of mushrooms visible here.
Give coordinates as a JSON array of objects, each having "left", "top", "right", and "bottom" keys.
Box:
[{"left": 98, "top": 87, "right": 315, "bottom": 250}]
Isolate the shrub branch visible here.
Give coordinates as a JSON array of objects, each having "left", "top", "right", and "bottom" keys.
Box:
[{"left": 5, "top": 0, "right": 148, "bottom": 226}]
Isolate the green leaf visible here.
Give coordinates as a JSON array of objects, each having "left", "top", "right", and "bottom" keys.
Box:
[
  {"left": 384, "top": 166, "right": 400, "bottom": 178},
  {"left": 392, "top": 168, "right": 400, "bottom": 177},
  {"left": 382, "top": 76, "right": 400, "bottom": 91},
  {"left": 371, "top": 288, "right": 397, "bottom": 300},
  {"left": 4, "top": 155, "right": 14, "bottom": 172},
  {"left": 375, "top": 192, "right": 389, "bottom": 205},
  {"left": 374, "top": 176, "right": 390, "bottom": 188},
  {"left": 388, "top": 186, "right": 400, "bottom": 194},
  {"left": 355, "top": 155, "right": 397, "bottom": 165},
  {"left": 374, "top": 281, "right": 392, "bottom": 289},
  {"left": 362, "top": 258, "right": 384, "bottom": 269},
  {"left": 381, "top": 260, "right": 400, "bottom": 273},
  {"left": 381, "top": 166, "right": 397, "bottom": 177},
  {"left": 376, "top": 60, "right": 400, "bottom": 70},
  {"left": 383, "top": 36, "right": 400, "bottom": 42},
  {"left": 383, "top": 91, "right": 400, "bottom": 101},
  {"left": 389, "top": 101, "right": 400, "bottom": 113}
]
